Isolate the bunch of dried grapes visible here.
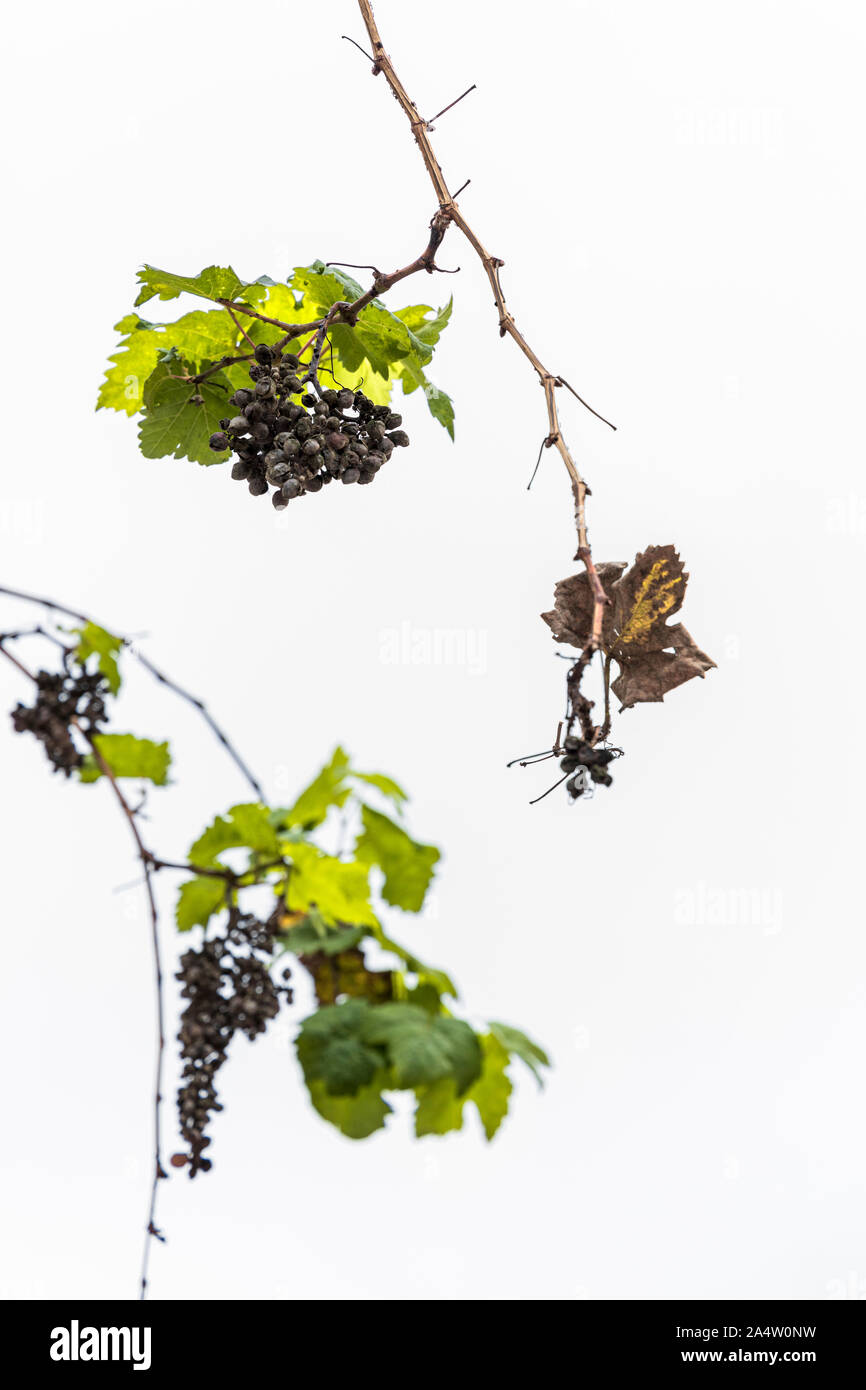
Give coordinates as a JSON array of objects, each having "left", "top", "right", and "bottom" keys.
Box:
[
  {"left": 208, "top": 342, "right": 410, "bottom": 508},
  {"left": 172, "top": 907, "right": 293, "bottom": 1177},
  {"left": 558, "top": 736, "right": 618, "bottom": 799},
  {"left": 10, "top": 669, "right": 108, "bottom": 776}
]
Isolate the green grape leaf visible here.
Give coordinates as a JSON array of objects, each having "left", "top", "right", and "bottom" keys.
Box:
[
  {"left": 158, "top": 309, "right": 238, "bottom": 364},
  {"left": 351, "top": 769, "right": 408, "bottom": 812},
  {"left": 469, "top": 1035, "right": 513, "bottom": 1140},
  {"left": 73, "top": 621, "right": 123, "bottom": 694},
  {"left": 295, "top": 999, "right": 383, "bottom": 1096},
  {"left": 394, "top": 298, "right": 453, "bottom": 349},
  {"left": 278, "top": 920, "right": 367, "bottom": 957},
  {"left": 361, "top": 1003, "right": 482, "bottom": 1093},
  {"left": 97, "top": 316, "right": 163, "bottom": 415},
  {"left": 80, "top": 734, "right": 171, "bottom": 785},
  {"left": 287, "top": 843, "right": 377, "bottom": 927},
  {"left": 414, "top": 1078, "right": 465, "bottom": 1136},
  {"left": 355, "top": 805, "right": 439, "bottom": 912},
  {"left": 189, "top": 803, "right": 281, "bottom": 867},
  {"left": 393, "top": 356, "right": 455, "bottom": 438},
  {"left": 291, "top": 262, "right": 365, "bottom": 313},
  {"left": 329, "top": 309, "right": 416, "bottom": 379},
  {"left": 135, "top": 264, "right": 271, "bottom": 308},
  {"left": 307, "top": 1075, "right": 392, "bottom": 1139},
  {"left": 98, "top": 310, "right": 242, "bottom": 418},
  {"left": 413, "top": 1034, "right": 512, "bottom": 1140},
  {"left": 417, "top": 376, "right": 456, "bottom": 438},
  {"left": 405, "top": 982, "right": 445, "bottom": 1016},
  {"left": 315, "top": 355, "right": 393, "bottom": 406},
  {"left": 226, "top": 803, "right": 281, "bottom": 856},
  {"left": 138, "top": 372, "right": 233, "bottom": 465},
  {"left": 489, "top": 1021, "right": 551, "bottom": 1088},
  {"left": 277, "top": 746, "right": 352, "bottom": 830},
  {"left": 415, "top": 967, "right": 458, "bottom": 1001},
  {"left": 291, "top": 263, "right": 442, "bottom": 391},
  {"left": 176, "top": 875, "right": 227, "bottom": 932}
]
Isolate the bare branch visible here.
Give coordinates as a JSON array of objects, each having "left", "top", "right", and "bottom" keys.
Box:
[{"left": 356, "top": 0, "right": 612, "bottom": 650}]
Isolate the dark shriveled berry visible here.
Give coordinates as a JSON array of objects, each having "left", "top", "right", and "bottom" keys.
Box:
[{"left": 209, "top": 432, "right": 229, "bottom": 452}]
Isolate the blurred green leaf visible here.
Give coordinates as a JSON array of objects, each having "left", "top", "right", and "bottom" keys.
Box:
[
  {"left": 355, "top": 805, "right": 439, "bottom": 912},
  {"left": 80, "top": 733, "right": 170, "bottom": 785},
  {"left": 176, "top": 876, "right": 227, "bottom": 932},
  {"left": 73, "top": 621, "right": 123, "bottom": 694}
]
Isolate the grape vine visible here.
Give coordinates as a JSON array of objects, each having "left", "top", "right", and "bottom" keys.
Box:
[
  {"left": 0, "top": 586, "right": 548, "bottom": 1299},
  {"left": 97, "top": 2, "right": 715, "bottom": 804}
]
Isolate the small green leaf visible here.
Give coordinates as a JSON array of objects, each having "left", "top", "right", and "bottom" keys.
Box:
[
  {"left": 278, "top": 746, "right": 351, "bottom": 830},
  {"left": 73, "top": 621, "right": 124, "bottom": 695},
  {"left": 355, "top": 805, "right": 439, "bottom": 912},
  {"left": 189, "top": 814, "right": 244, "bottom": 866},
  {"left": 395, "top": 298, "right": 453, "bottom": 349},
  {"left": 470, "top": 1035, "right": 513, "bottom": 1140},
  {"left": 176, "top": 876, "right": 227, "bottom": 932},
  {"left": 422, "top": 380, "right": 456, "bottom": 438},
  {"left": 97, "top": 316, "right": 163, "bottom": 415},
  {"left": 307, "top": 1075, "right": 392, "bottom": 1139},
  {"left": 489, "top": 1021, "right": 551, "bottom": 1088},
  {"left": 188, "top": 803, "right": 281, "bottom": 868},
  {"left": 413, "top": 1034, "right": 512, "bottom": 1140},
  {"left": 414, "top": 1078, "right": 465, "bottom": 1137},
  {"left": 138, "top": 372, "right": 233, "bottom": 466},
  {"left": 225, "top": 803, "right": 281, "bottom": 856},
  {"left": 287, "top": 843, "right": 377, "bottom": 927},
  {"left": 279, "top": 921, "right": 367, "bottom": 957},
  {"left": 361, "top": 1003, "right": 482, "bottom": 1093},
  {"left": 135, "top": 264, "right": 270, "bottom": 308},
  {"left": 296, "top": 999, "right": 383, "bottom": 1096},
  {"left": 393, "top": 356, "right": 455, "bottom": 438},
  {"left": 352, "top": 769, "right": 408, "bottom": 811},
  {"left": 80, "top": 734, "right": 171, "bottom": 785},
  {"left": 291, "top": 262, "right": 366, "bottom": 312},
  {"left": 160, "top": 308, "right": 239, "bottom": 362}
]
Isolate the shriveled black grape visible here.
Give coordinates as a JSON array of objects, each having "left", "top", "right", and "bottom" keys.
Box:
[{"left": 214, "top": 357, "right": 412, "bottom": 506}]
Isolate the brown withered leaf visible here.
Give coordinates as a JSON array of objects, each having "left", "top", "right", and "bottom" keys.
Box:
[
  {"left": 541, "top": 561, "right": 626, "bottom": 648},
  {"left": 542, "top": 544, "right": 715, "bottom": 709},
  {"left": 301, "top": 947, "right": 393, "bottom": 1007}
]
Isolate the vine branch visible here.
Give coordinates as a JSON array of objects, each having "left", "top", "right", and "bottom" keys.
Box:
[
  {"left": 0, "top": 585, "right": 265, "bottom": 801},
  {"left": 0, "top": 641, "right": 166, "bottom": 1299},
  {"left": 355, "top": 0, "right": 614, "bottom": 653}
]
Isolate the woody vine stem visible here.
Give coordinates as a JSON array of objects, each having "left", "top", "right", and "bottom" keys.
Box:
[
  {"left": 355, "top": 0, "right": 615, "bottom": 658},
  {"left": 0, "top": 583, "right": 271, "bottom": 1300}
]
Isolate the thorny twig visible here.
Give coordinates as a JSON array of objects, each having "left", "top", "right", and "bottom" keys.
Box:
[{"left": 355, "top": 0, "right": 615, "bottom": 689}]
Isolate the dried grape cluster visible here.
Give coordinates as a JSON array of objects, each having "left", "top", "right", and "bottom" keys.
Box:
[
  {"left": 560, "top": 736, "right": 618, "bottom": 799},
  {"left": 172, "top": 907, "right": 292, "bottom": 1177},
  {"left": 10, "top": 668, "right": 108, "bottom": 776},
  {"left": 209, "top": 342, "right": 410, "bottom": 507}
]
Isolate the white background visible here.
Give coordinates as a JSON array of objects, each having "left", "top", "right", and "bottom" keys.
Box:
[{"left": 1, "top": 0, "right": 864, "bottom": 1301}]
